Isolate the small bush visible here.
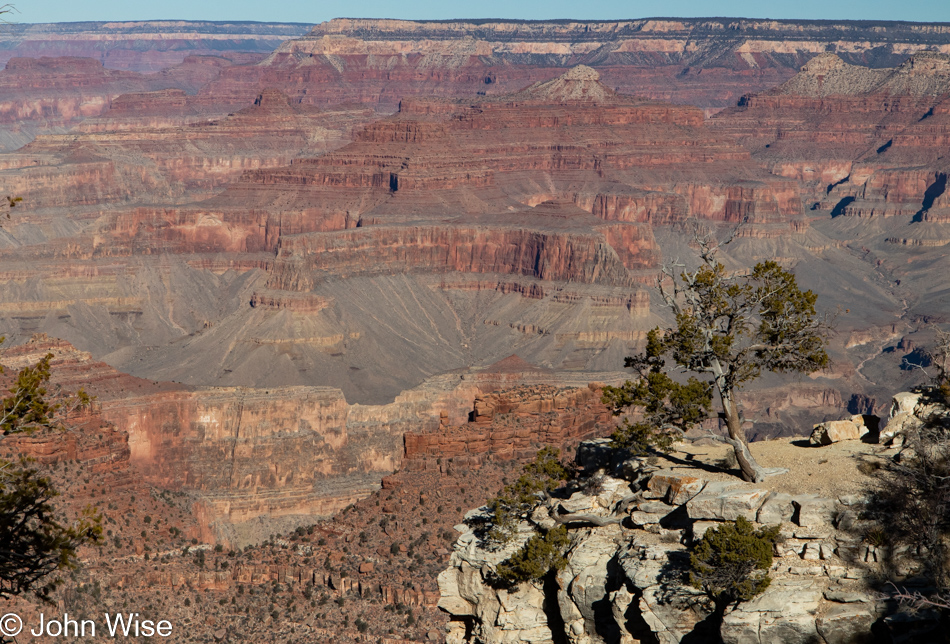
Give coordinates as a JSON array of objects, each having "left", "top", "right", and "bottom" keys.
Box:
[
  {"left": 582, "top": 474, "right": 606, "bottom": 496},
  {"left": 689, "top": 516, "right": 780, "bottom": 610},
  {"left": 863, "top": 526, "right": 888, "bottom": 548},
  {"left": 478, "top": 447, "right": 570, "bottom": 544},
  {"left": 495, "top": 526, "right": 571, "bottom": 585},
  {"left": 857, "top": 459, "right": 881, "bottom": 476},
  {"left": 610, "top": 420, "right": 673, "bottom": 455}
]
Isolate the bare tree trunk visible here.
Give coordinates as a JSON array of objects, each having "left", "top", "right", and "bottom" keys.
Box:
[
  {"left": 720, "top": 390, "right": 790, "bottom": 482},
  {"left": 719, "top": 391, "right": 762, "bottom": 482}
]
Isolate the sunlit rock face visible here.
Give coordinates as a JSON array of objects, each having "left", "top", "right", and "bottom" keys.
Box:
[{"left": 204, "top": 18, "right": 950, "bottom": 112}]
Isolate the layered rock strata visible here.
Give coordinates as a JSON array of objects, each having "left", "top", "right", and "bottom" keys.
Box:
[
  {"left": 711, "top": 52, "right": 950, "bottom": 222},
  {"left": 12, "top": 336, "right": 625, "bottom": 545},
  {"left": 1, "top": 67, "right": 805, "bottom": 400},
  {"left": 0, "top": 54, "right": 267, "bottom": 151},
  {"left": 0, "top": 21, "right": 311, "bottom": 71},
  {"left": 1, "top": 88, "right": 376, "bottom": 206},
  {"left": 403, "top": 382, "right": 612, "bottom": 469},
  {"left": 201, "top": 18, "right": 950, "bottom": 113}
]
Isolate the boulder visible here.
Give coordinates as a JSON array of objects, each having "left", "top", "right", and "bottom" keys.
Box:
[
  {"left": 757, "top": 493, "right": 796, "bottom": 524},
  {"left": 645, "top": 471, "right": 706, "bottom": 505},
  {"left": 691, "top": 520, "right": 721, "bottom": 540},
  {"left": 631, "top": 511, "right": 665, "bottom": 527},
  {"left": 810, "top": 420, "right": 862, "bottom": 445},
  {"left": 879, "top": 411, "right": 922, "bottom": 443},
  {"left": 636, "top": 501, "right": 675, "bottom": 514},
  {"left": 891, "top": 391, "right": 921, "bottom": 416},
  {"left": 879, "top": 391, "right": 925, "bottom": 443},
  {"left": 686, "top": 482, "right": 769, "bottom": 521},
  {"left": 721, "top": 579, "right": 823, "bottom": 644}
]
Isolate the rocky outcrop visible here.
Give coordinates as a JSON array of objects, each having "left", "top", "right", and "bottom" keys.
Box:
[
  {"left": 438, "top": 440, "right": 891, "bottom": 644},
  {"left": 878, "top": 389, "right": 950, "bottom": 445},
  {"left": 403, "top": 383, "right": 611, "bottom": 468}
]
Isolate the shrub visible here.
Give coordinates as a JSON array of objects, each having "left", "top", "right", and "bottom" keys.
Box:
[
  {"left": 689, "top": 516, "right": 780, "bottom": 610},
  {"left": 478, "top": 447, "right": 570, "bottom": 544},
  {"left": 495, "top": 526, "right": 571, "bottom": 585}
]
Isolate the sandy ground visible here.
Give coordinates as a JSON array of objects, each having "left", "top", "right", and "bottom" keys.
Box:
[{"left": 650, "top": 435, "right": 894, "bottom": 499}]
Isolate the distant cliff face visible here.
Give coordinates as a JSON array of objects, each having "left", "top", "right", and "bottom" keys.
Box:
[
  {"left": 6, "top": 335, "right": 625, "bottom": 546},
  {"left": 710, "top": 52, "right": 950, "bottom": 236},
  {"left": 221, "top": 17, "right": 950, "bottom": 112},
  {"left": 0, "top": 21, "right": 312, "bottom": 71}
]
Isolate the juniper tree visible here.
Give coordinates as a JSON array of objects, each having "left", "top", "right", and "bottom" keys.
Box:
[
  {"left": 0, "top": 338, "right": 101, "bottom": 602},
  {"left": 603, "top": 229, "right": 829, "bottom": 482},
  {"left": 689, "top": 517, "right": 780, "bottom": 613}
]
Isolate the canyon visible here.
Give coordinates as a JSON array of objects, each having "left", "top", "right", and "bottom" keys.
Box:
[
  {"left": 3, "top": 17, "right": 950, "bottom": 642},
  {"left": 0, "top": 62, "right": 820, "bottom": 409},
  {"left": 2, "top": 21, "right": 946, "bottom": 424},
  {"left": 4, "top": 335, "right": 625, "bottom": 546},
  {"left": 3, "top": 16, "right": 949, "bottom": 509}
]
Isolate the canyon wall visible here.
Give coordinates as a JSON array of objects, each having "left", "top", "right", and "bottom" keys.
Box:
[
  {"left": 0, "top": 21, "right": 311, "bottom": 71},
  {"left": 4, "top": 335, "right": 626, "bottom": 546},
  {"left": 219, "top": 18, "right": 950, "bottom": 112}
]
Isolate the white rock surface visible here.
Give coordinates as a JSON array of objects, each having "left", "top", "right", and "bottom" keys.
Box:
[{"left": 438, "top": 440, "right": 892, "bottom": 644}]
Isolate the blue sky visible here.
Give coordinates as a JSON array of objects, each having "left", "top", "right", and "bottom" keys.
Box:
[{"left": 8, "top": 0, "right": 950, "bottom": 25}]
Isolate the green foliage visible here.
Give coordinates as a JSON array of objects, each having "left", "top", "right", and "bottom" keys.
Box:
[
  {"left": 495, "top": 526, "right": 571, "bottom": 585},
  {"left": 609, "top": 256, "right": 829, "bottom": 481},
  {"left": 0, "top": 462, "right": 102, "bottom": 601},
  {"left": 602, "top": 329, "right": 713, "bottom": 454},
  {"left": 0, "top": 339, "right": 101, "bottom": 602},
  {"left": 662, "top": 260, "right": 828, "bottom": 391},
  {"left": 1, "top": 352, "right": 54, "bottom": 434},
  {"left": 689, "top": 516, "right": 780, "bottom": 609},
  {"left": 481, "top": 447, "right": 570, "bottom": 544},
  {"left": 0, "top": 344, "right": 93, "bottom": 435}
]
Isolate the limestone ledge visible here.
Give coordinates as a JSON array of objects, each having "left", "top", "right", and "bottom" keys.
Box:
[{"left": 438, "top": 438, "right": 896, "bottom": 644}]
